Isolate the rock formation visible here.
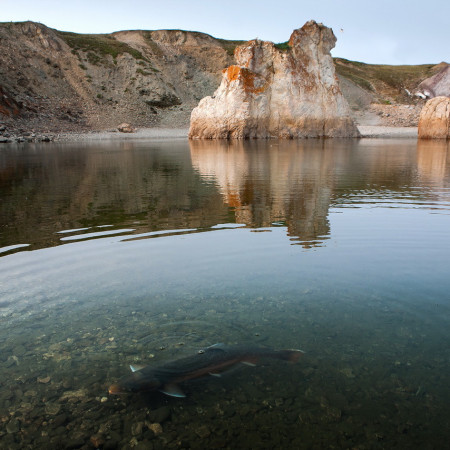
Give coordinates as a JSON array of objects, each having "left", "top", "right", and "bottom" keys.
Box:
[
  {"left": 418, "top": 96, "right": 450, "bottom": 139},
  {"left": 416, "top": 64, "right": 450, "bottom": 99},
  {"left": 189, "top": 21, "right": 359, "bottom": 139}
]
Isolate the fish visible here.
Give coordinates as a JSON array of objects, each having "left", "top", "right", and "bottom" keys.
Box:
[{"left": 108, "top": 343, "right": 304, "bottom": 397}]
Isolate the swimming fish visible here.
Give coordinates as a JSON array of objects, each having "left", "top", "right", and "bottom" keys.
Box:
[{"left": 108, "top": 343, "right": 304, "bottom": 397}]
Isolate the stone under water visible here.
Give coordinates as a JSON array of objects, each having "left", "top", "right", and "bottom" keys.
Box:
[{"left": 189, "top": 21, "right": 360, "bottom": 139}]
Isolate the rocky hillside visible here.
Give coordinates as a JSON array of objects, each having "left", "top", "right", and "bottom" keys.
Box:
[{"left": 0, "top": 21, "right": 447, "bottom": 134}]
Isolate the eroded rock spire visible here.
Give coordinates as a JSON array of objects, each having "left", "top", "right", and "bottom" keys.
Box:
[{"left": 189, "top": 21, "right": 360, "bottom": 139}]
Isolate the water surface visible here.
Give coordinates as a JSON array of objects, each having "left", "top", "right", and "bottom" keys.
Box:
[{"left": 1, "top": 138, "right": 449, "bottom": 449}]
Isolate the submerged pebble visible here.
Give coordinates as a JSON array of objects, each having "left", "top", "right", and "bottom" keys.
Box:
[
  {"left": 37, "top": 376, "right": 51, "bottom": 384},
  {"left": 148, "top": 423, "right": 163, "bottom": 436},
  {"left": 6, "top": 419, "right": 20, "bottom": 434},
  {"left": 45, "top": 403, "right": 61, "bottom": 415}
]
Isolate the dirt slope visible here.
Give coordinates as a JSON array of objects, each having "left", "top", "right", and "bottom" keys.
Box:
[{"left": 0, "top": 22, "right": 235, "bottom": 132}]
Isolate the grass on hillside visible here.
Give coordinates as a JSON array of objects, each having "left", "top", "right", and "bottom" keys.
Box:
[
  {"left": 57, "top": 31, "right": 146, "bottom": 63},
  {"left": 216, "top": 39, "right": 247, "bottom": 57},
  {"left": 274, "top": 41, "right": 291, "bottom": 51},
  {"left": 334, "top": 58, "right": 436, "bottom": 99}
]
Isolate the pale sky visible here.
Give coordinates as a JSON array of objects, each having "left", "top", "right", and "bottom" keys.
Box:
[{"left": 1, "top": 0, "right": 449, "bottom": 65}]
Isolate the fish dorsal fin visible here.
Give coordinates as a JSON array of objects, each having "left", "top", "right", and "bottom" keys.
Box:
[
  {"left": 205, "top": 343, "right": 226, "bottom": 353},
  {"left": 159, "top": 383, "right": 186, "bottom": 398},
  {"left": 209, "top": 372, "right": 222, "bottom": 377},
  {"left": 208, "top": 343, "right": 225, "bottom": 349},
  {"left": 129, "top": 364, "right": 145, "bottom": 373}
]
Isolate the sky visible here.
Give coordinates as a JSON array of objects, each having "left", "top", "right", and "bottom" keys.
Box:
[{"left": 1, "top": 0, "right": 449, "bottom": 65}]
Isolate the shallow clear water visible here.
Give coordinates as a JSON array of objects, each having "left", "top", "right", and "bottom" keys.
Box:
[{"left": 1, "top": 138, "right": 450, "bottom": 449}]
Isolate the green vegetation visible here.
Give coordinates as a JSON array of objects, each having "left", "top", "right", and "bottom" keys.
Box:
[
  {"left": 334, "top": 58, "right": 436, "bottom": 100},
  {"left": 58, "top": 31, "right": 147, "bottom": 64},
  {"left": 136, "top": 68, "right": 151, "bottom": 76},
  {"left": 274, "top": 41, "right": 291, "bottom": 51},
  {"left": 87, "top": 51, "right": 101, "bottom": 65},
  {"left": 142, "top": 32, "right": 164, "bottom": 58},
  {"left": 216, "top": 38, "right": 246, "bottom": 57}
]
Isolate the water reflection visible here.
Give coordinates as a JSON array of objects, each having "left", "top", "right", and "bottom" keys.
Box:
[
  {"left": 0, "top": 141, "right": 227, "bottom": 250},
  {"left": 190, "top": 140, "right": 336, "bottom": 247},
  {"left": 416, "top": 139, "right": 450, "bottom": 187},
  {"left": 1, "top": 139, "right": 450, "bottom": 253},
  {"left": 1, "top": 139, "right": 450, "bottom": 448},
  {"left": 190, "top": 139, "right": 450, "bottom": 247}
]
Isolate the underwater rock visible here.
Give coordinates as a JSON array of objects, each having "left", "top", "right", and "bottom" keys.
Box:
[{"left": 148, "top": 422, "right": 163, "bottom": 436}]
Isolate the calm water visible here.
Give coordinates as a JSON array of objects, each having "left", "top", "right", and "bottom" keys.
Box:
[{"left": 0, "top": 138, "right": 450, "bottom": 449}]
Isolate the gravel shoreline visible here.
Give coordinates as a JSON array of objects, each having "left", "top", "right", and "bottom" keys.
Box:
[
  {"left": 54, "top": 126, "right": 418, "bottom": 142},
  {"left": 55, "top": 127, "right": 190, "bottom": 142},
  {"left": 1, "top": 126, "right": 418, "bottom": 144},
  {"left": 357, "top": 126, "right": 418, "bottom": 138}
]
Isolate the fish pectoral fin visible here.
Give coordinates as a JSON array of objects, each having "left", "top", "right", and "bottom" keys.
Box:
[
  {"left": 129, "top": 364, "right": 145, "bottom": 373},
  {"left": 241, "top": 361, "right": 257, "bottom": 367},
  {"left": 209, "top": 372, "right": 222, "bottom": 378},
  {"left": 159, "top": 383, "right": 186, "bottom": 398}
]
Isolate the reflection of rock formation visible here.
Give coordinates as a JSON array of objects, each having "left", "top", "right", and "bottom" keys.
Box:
[
  {"left": 190, "top": 140, "right": 336, "bottom": 247},
  {"left": 3, "top": 139, "right": 449, "bottom": 252},
  {"left": 417, "top": 140, "right": 450, "bottom": 187},
  {"left": 0, "top": 141, "right": 227, "bottom": 249}
]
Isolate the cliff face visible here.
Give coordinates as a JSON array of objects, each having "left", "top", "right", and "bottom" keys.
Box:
[
  {"left": 189, "top": 21, "right": 360, "bottom": 139},
  {"left": 0, "top": 22, "right": 235, "bottom": 131},
  {"left": 416, "top": 65, "right": 450, "bottom": 99},
  {"left": 0, "top": 21, "right": 444, "bottom": 134}
]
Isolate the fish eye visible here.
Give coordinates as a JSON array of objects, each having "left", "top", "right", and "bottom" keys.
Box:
[{"left": 198, "top": 349, "right": 205, "bottom": 354}]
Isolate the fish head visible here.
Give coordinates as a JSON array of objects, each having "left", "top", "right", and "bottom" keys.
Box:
[{"left": 108, "top": 371, "right": 161, "bottom": 395}]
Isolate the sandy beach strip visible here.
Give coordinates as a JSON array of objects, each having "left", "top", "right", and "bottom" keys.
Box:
[
  {"left": 55, "top": 128, "right": 190, "bottom": 142},
  {"left": 357, "top": 126, "right": 418, "bottom": 138},
  {"left": 54, "top": 126, "right": 418, "bottom": 142}
]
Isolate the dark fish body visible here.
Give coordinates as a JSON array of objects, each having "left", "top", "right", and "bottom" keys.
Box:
[{"left": 108, "top": 343, "right": 304, "bottom": 397}]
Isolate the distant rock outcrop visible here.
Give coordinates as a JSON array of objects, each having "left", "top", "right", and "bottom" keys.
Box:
[
  {"left": 189, "top": 21, "right": 359, "bottom": 139},
  {"left": 0, "top": 85, "right": 21, "bottom": 117},
  {"left": 418, "top": 96, "right": 450, "bottom": 139},
  {"left": 416, "top": 65, "right": 450, "bottom": 99}
]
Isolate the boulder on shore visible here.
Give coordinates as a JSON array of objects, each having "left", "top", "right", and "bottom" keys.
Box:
[
  {"left": 418, "top": 96, "right": 450, "bottom": 139},
  {"left": 189, "top": 21, "right": 359, "bottom": 139},
  {"left": 117, "top": 123, "right": 135, "bottom": 133}
]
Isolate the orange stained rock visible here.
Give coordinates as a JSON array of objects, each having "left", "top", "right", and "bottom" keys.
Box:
[
  {"left": 224, "top": 65, "right": 267, "bottom": 94},
  {"left": 225, "top": 65, "right": 241, "bottom": 82}
]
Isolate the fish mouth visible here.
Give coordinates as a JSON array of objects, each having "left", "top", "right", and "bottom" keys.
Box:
[{"left": 108, "top": 384, "right": 126, "bottom": 395}]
